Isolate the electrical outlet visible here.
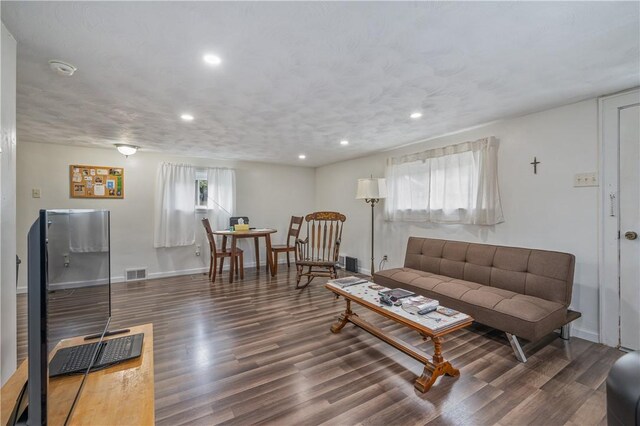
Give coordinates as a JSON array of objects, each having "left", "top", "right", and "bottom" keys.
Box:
[
  {"left": 195, "top": 244, "right": 201, "bottom": 256},
  {"left": 574, "top": 172, "right": 598, "bottom": 187},
  {"left": 32, "top": 188, "right": 41, "bottom": 198},
  {"left": 382, "top": 255, "right": 388, "bottom": 261}
]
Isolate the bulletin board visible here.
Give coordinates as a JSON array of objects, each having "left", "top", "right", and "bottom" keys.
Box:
[{"left": 69, "top": 165, "right": 124, "bottom": 199}]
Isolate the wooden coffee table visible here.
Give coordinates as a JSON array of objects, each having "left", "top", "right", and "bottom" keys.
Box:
[{"left": 325, "top": 281, "right": 473, "bottom": 393}]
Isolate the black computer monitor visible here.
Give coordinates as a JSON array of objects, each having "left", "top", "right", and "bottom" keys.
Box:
[{"left": 20, "top": 209, "right": 111, "bottom": 425}]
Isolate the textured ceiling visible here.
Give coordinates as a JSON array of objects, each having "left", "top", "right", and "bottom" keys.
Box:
[{"left": 2, "top": 1, "right": 639, "bottom": 167}]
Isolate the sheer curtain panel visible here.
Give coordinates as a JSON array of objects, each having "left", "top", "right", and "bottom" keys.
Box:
[
  {"left": 154, "top": 163, "right": 197, "bottom": 248},
  {"left": 385, "top": 137, "right": 504, "bottom": 225},
  {"left": 206, "top": 168, "right": 236, "bottom": 231}
]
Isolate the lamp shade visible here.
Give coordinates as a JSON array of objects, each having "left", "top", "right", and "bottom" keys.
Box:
[{"left": 356, "top": 178, "right": 387, "bottom": 200}]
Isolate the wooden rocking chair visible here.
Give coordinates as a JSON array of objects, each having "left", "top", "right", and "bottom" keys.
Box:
[{"left": 295, "top": 211, "right": 346, "bottom": 289}]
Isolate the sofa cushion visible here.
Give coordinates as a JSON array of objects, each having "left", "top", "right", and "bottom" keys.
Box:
[
  {"left": 432, "top": 279, "right": 483, "bottom": 299},
  {"left": 374, "top": 267, "right": 567, "bottom": 342},
  {"left": 401, "top": 237, "right": 575, "bottom": 306}
]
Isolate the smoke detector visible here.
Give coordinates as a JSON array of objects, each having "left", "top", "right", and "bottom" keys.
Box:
[{"left": 48, "top": 60, "right": 77, "bottom": 76}]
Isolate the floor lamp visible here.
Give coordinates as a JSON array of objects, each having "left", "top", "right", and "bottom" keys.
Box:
[{"left": 356, "top": 178, "right": 387, "bottom": 275}]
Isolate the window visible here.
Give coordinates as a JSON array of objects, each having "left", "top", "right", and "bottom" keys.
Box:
[
  {"left": 154, "top": 163, "right": 235, "bottom": 248},
  {"left": 385, "top": 137, "right": 504, "bottom": 225},
  {"left": 195, "top": 171, "right": 208, "bottom": 209}
]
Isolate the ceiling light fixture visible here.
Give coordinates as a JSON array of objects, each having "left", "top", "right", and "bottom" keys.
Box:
[
  {"left": 203, "top": 54, "right": 222, "bottom": 66},
  {"left": 48, "top": 60, "right": 77, "bottom": 76},
  {"left": 116, "top": 144, "right": 138, "bottom": 157},
  {"left": 340, "top": 140, "right": 349, "bottom": 146},
  {"left": 298, "top": 154, "right": 306, "bottom": 160},
  {"left": 410, "top": 112, "right": 423, "bottom": 119},
  {"left": 180, "top": 113, "right": 194, "bottom": 121}
]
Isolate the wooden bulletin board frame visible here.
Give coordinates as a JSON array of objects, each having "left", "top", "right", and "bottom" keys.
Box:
[{"left": 70, "top": 165, "right": 125, "bottom": 199}]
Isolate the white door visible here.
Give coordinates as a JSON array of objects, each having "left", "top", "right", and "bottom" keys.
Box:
[{"left": 619, "top": 104, "right": 640, "bottom": 351}]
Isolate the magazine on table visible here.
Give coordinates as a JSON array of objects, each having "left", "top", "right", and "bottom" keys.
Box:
[
  {"left": 416, "top": 308, "right": 470, "bottom": 331},
  {"left": 330, "top": 276, "right": 369, "bottom": 288},
  {"left": 378, "top": 288, "right": 415, "bottom": 299},
  {"left": 402, "top": 295, "right": 439, "bottom": 312}
]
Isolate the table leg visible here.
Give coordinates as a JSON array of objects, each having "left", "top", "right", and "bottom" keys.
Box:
[
  {"left": 330, "top": 300, "right": 352, "bottom": 333},
  {"left": 229, "top": 237, "right": 237, "bottom": 283},
  {"left": 414, "top": 336, "right": 459, "bottom": 393},
  {"left": 265, "top": 234, "right": 275, "bottom": 276},
  {"left": 219, "top": 236, "right": 228, "bottom": 274},
  {"left": 254, "top": 237, "right": 260, "bottom": 272}
]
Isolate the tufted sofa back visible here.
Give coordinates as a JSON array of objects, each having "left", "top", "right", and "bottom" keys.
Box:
[{"left": 404, "top": 237, "right": 576, "bottom": 306}]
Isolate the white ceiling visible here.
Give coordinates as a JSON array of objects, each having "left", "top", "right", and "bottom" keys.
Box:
[{"left": 2, "top": 2, "right": 639, "bottom": 167}]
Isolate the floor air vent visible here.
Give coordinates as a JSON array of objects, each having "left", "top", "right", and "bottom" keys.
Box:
[{"left": 125, "top": 268, "right": 147, "bottom": 282}]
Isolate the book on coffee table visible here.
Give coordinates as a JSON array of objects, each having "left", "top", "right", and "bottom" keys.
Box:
[
  {"left": 379, "top": 288, "right": 415, "bottom": 299},
  {"left": 330, "top": 276, "right": 369, "bottom": 288},
  {"left": 402, "top": 295, "right": 439, "bottom": 311}
]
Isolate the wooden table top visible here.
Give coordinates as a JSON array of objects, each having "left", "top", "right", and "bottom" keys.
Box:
[
  {"left": 1, "top": 323, "right": 154, "bottom": 426},
  {"left": 325, "top": 283, "right": 473, "bottom": 338},
  {"left": 211, "top": 228, "right": 277, "bottom": 236}
]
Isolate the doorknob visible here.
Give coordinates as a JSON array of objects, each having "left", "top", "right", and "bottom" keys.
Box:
[{"left": 624, "top": 231, "right": 638, "bottom": 240}]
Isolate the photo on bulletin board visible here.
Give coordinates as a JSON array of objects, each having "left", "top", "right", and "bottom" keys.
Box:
[{"left": 70, "top": 165, "right": 124, "bottom": 199}]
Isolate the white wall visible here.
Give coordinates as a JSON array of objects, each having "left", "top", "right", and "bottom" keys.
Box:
[
  {"left": 1, "top": 22, "right": 18, "bottom": 385},
  {"left": 315, "top": 98, "right": 601, "bottom": 342},
  {"left": 16, "top": 142, "right": 315, "bottom": 291}
]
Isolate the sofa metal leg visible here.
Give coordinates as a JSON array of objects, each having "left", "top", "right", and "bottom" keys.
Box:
[
  {"left": 506, "top": 333, "right": 527, "bottom": 363},
  {"left": 560, "top": 324, "right": 571, "bottom": 340}
]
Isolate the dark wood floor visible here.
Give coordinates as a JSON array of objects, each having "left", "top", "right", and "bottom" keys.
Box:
[{"left": 17, "top": 267, "right": 622, "bottom": 425}]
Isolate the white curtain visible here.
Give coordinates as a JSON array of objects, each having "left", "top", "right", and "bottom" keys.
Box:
[
  {"left": 206, "top": 168, "right": 236, "bottom": 231},
  {"left": 154, "top": 163, "right": 197, "bottom": 248},
  {"left": 385, "top": 137, "right": 504, "bottom": 225}
]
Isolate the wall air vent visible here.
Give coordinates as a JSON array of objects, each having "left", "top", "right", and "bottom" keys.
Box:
[{"left": 125, "top": 268, "right": 147, "bottom": 282}]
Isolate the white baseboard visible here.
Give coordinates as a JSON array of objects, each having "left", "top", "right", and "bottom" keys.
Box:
[
  {"left": 49, "top": 278, "right": 110, "bottom": 290},
  {"left": 110, "top": 266, "right": 209, "bottom": 284},
  {"left": 357, "top": 267, "right": 371, "bottom": 276},
  {"left": 17, "top": 259, "right": 294, "bottom": 293},
  {"left": 112, "top": 262, "right": 262, "bottom": 284},
  {"left": 18, "top": 278, "right": 110, "bottom": 294},
  {"left": 572, "top": 326, "right": 599, "bottom": 343}
]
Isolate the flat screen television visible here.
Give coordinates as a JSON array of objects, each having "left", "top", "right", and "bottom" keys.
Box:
[{"left": 15, "top": 209, "right": 112, "bottom": 425}]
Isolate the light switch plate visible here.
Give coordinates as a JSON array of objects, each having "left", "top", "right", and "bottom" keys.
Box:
[
  {"left": 574, "top": 172, "right": 598, "bottom": 187},
  {"left": 32, "top": 188, "right": 41, "bottom": 198}
]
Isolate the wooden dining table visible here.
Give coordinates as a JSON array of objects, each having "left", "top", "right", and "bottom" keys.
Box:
[{"left": 211, "top": 228, "right": 277, "bottom": 283}]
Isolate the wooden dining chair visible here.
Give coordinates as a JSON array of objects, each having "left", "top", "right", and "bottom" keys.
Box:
[
  {"left": 270, "top": 215, "right": 303, "bottom": 275},
  {"left": 202, "top": 218, "right": 244, "bottom": 282},
  {"left": 295, "top": 211, "right": 346, "bottom": 289}
]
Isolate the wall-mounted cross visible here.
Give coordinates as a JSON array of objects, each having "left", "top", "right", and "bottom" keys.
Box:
[{"left": 530, "top": 157, "right": 540, "bottom": 174}]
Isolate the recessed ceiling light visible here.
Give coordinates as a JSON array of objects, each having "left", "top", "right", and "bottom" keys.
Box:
[
  {"left": 203, "top": 54, "right": 222, "bottom": 66},
  {"left": 410, "top": 112, "right": 423, "bottom": 119},
  {"left": 298, "top": 154, "right": 306, "bottom": 160},
  {"left": 48, "top": 60, "right": 77, "bottom": 76},
  {"left": 180, "top": 114, "right": 194, "bottom": 121},
  {"left": 340, "top": 140, "right": 349, "bottom": 146}
]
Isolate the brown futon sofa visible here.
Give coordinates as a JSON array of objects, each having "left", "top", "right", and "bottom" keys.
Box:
[{"left": 373, "top": 237, "right": 581, "bottom": 362}]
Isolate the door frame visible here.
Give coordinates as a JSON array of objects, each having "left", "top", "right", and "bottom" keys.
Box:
[{"left": 598, "top": 88, "right": 640, "bottom": 347}]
